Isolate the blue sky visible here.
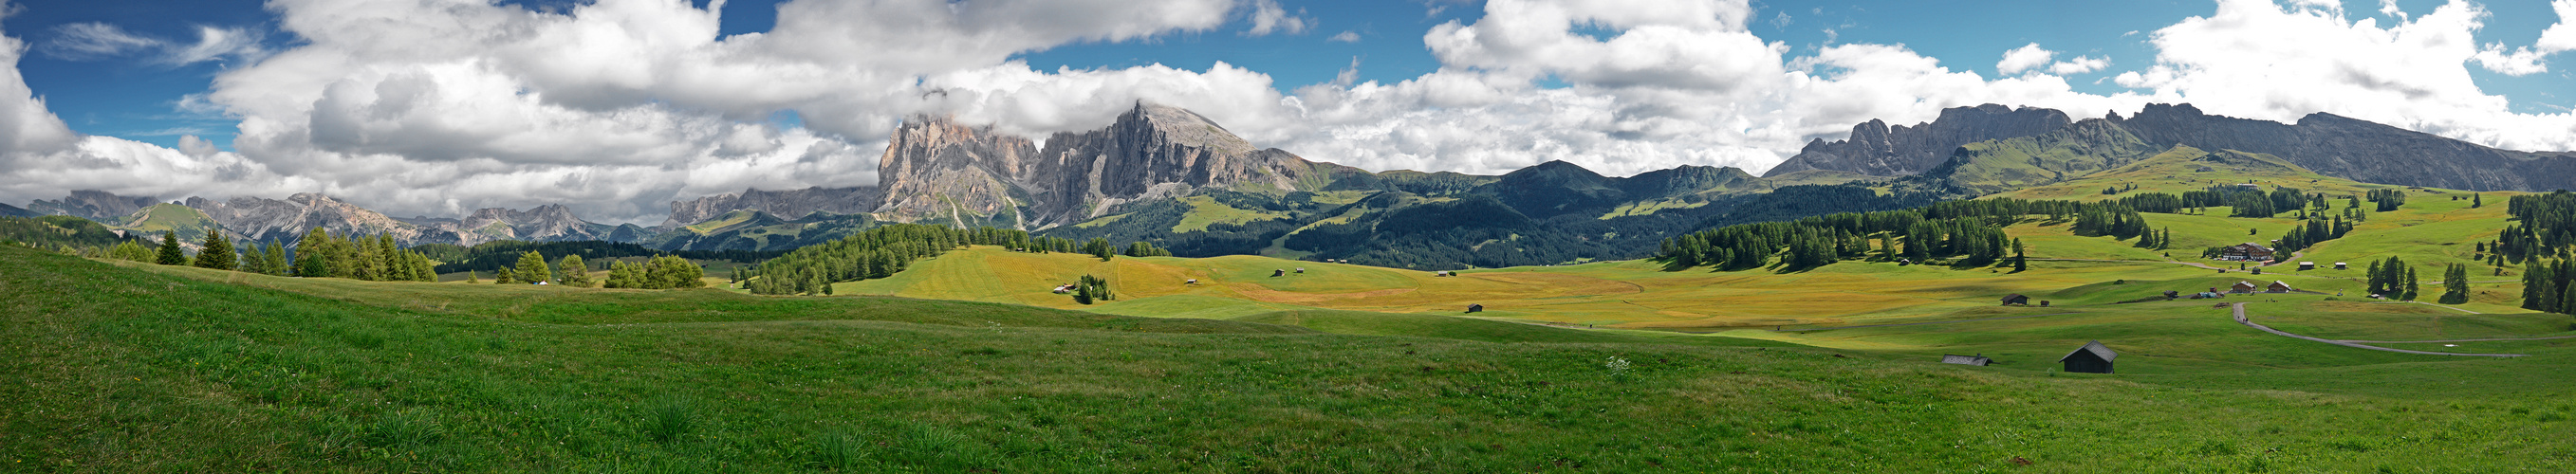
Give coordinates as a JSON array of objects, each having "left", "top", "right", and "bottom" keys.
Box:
[
  {"left": 1, "top": 0, "right": 2570, "bottom": 222},
  {"left": 11, "top": 0, "right": 2569, "bottom": 153}
]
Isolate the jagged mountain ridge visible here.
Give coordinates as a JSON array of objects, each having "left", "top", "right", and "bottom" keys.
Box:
[
  {"left": 28, "top": 190, "right": 162, "bottom": 222},
  {"left": 662, "top": 186, "right": 880, "bottom": 228},
  {"left": 26, "top": 190, "right": 643, "bottom": 246},
  {"left": 1775, "top": 102, "right": 2576, "bottom": 191},
  {"left": 864, "top": 102, "right": 1362, "bottom": 229},
  {"left": 1764, "top": 104, "right": 2073, "bottom": 177}
]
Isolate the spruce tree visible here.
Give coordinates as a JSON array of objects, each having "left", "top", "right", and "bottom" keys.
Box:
[
  {"left": 514, "top": 250, "right": 551, "bottom": 284},
  {"left": 2011, "top": 238, "right": 2028, "bottom": 272},
  {"left": 156, "top": 232, "right": 187, "bottom": 265},
  {"left": 296, "top": 228, "right": 330, "bottom": 277},
  {"left": 262, "top": 242, "right": 288, "bottom": 275},
  {"left": 467, "top": 270, "right": 481, "bottom": 283},
  {"left": 2400, "top": 266, "right": 2419, "bottom": 301},
  {"left": 495, "top": 266, "right": 516, "bottom": 284},
  {"left": 2439, "top": 263, "right": 2471, "bottom": 304}
]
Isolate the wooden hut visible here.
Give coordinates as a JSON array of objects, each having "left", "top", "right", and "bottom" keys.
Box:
[
  {"left": 1941, "top": 355, "right": 1993, "bottom": 366},
  {"left": 2230, "top": 281, "right": 2259, "bottom": 293},
  {"left": 2000, "top": 294, "right": 2030, "bottom": 306},
  {"left": 2334, "top": 262, "right": 2348, "bottom": 270},
  {"left": 2058, "top": 340, "right": 2117, "bottom": 374},
  {"left": 1464, "top": 304, "right": 1484, "bottom": 314},
  {"left": 2267, "top": 281, "right": 2293, "bottom": 293},
  {"left": 2298, "top": 262, "right": 2315, "bottom": 270}
]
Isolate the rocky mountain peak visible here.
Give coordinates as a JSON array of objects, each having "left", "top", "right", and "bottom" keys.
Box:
[
  {"left": 661, "top": 186, "right": 880, "bottom": 228},
  {"left": 28, "top": 190, "right": 160, "bottom": 221},
  {"left": 1765, "top": 104, "right": 2072, "bottom": 177},
  {"left": 1131, "top": 103, "right": 1255, "bottom": 155}
]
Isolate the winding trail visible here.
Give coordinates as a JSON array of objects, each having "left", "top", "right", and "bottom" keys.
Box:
[
  {"left": 1772, "top": 312, "right": 2083, "bottom": 332},
  {"left": 2230, "top": 302, "right": 2528, "bottom": 357}
]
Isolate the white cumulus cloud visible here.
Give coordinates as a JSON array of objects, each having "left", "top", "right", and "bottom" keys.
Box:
[{"left": 8, "top": 0, "right": 2576, "bottom": 224}]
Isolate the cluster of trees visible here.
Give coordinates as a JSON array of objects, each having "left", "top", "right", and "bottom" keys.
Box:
[
  {"left": 0, "top": 215, "right": 134, "bottom": 254},
  {"left": 2493, "top": 191, "right": 2576, "bottom": 264},
  {"left": 1123, "top": 241, "right": 1172, "bottom": 258},
  {"left": 2439, "top": 263, "right": 2473, "bottom": 304},
  {"left": 1069, "top": 274, "right": 1114, "bottom": 304},
  {"left": 2523, "top": 259, "right": 2576, "bottom": 314},
  {"left": 1661, "top": 196, "right": 2112, "bottom": 270},
  {"left": 423, "top": 240, "right": 775, "bottom": 275},
  {"left": 2365, "top": 256, "right": 2419, "bottom": 301},
  {"left": 747, "top": 224, "right": 1029, "bottom": 296},
  {"left": 2068, "top": 205, "right": 2151, "bottom": 239},
  {"left": 2270, "top": 214, "right": 2356, "bottom": 254},
  {"left": 292, "top": 228, "right": 437, "bottom": 282},
  {"left": 2365, "top": 189, "right": 2409, "bottom": 212},
  {"left": 604, "top": 256, "right": 701, "bottom": 289}
]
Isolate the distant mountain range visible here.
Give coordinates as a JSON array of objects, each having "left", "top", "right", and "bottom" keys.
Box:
[
  {"left": 1770, "top": 103, "right": 2576, "bottom": 191},
  {"left": 17, "top": 101, "right": 2570, "bottom": 269}
]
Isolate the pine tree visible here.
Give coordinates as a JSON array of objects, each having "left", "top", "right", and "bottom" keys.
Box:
[
  {"left": 514, "top": 250, "right": 551, "bottom": 284},
  {"left": 2438, "top": 263, "right": 2471, "bottom": 304},
  {"left": 156, "top": 232, "right": 187, "bottom": 265},
  {"left": 557, "top": 254, "right": 591, "bottom": 287},
  {"left": 467, "top": 270, "right": 481, "bottom": 283},
  {"left": 495, "top": 266, "right": 516, "bottom": 284},
  {"left": 2472, "top": 193, "right": 2482, "bottom": 208},
  {"left": 2011, "top": 238, "right": 2028, "bottom": 272},
  {"left": 296, "top": 228, "right": 329, "bottom": 277},
  {"left": 262, "top": 242, "right": 288, "bottom": 276},
  {"left": 2400, "top": 266, "right": 2419, "bottom": 301}
]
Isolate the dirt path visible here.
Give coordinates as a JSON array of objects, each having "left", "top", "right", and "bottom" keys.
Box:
[
  {"left": 2402, "top": 301, "right": 2481, "bottom": 314},
  {"left": 2336, "top": 335, "right": 2576, "bottom": 343},
  {"left": 1772, "top": 312, "right": 2083, "bottom": 332},
  {"left": 2031, "top": 258, "right": 2226, "bottom": 270},
  {"left": 2230, "top": 302, "right": 2527, "bottom": 357}
]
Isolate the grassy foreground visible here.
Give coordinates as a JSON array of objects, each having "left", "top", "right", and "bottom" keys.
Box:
[{"left": 7, "top": 246, "right": 2576, "bottom": 472}]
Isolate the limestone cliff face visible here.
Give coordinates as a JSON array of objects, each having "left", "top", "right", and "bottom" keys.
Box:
[
  {"left": 454, "top": 204, "right": 629, "bottom": 243},
  {"left": 871, "top": 103, "right": 1333, "bottom": 228},
  {"left": 661, "top": 186, "right": 880, "bottom": 228},
  {"left": 1765, "top": 104, "right": 2074, "bottom": 177},
  {"left": 1019, "top": 103, "right": 1326, "bottom": 228},
  {"left": 29, "top": 190, "right": 161, "bottom": 221},
  {"left": 187, "top": 192, "right": 433, "bottom": 243},
  {"left": 871, "top": 117, "right": 1045, "bottom": 227}
]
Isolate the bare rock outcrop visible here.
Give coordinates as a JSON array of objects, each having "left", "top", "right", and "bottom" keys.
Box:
[
  {"left": 1765, "top": 104, "right": 2072, "bottom": 177},
  {"left": 28, "top": 190, "right": 160, "bottom": 221},
  {"left": 662, "top": 186, "right": 880, "bottom": 228}
]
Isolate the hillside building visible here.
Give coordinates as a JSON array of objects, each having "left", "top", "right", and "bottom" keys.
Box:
[
  {"left": 2231, "top": 281, "right": 2259, "bottom": 293},
  {"left": 1941, "top": 355, "right": 1993, "bottom": 366},
  {"left": 2059, "top": 340, "right": 2118, "bottom": 374},
  {"left": 2267, "top": 281, "right": 2293, "bottom": 293}
]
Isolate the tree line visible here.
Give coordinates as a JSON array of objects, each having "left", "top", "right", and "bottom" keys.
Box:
[
  {"left": 2495, "top": 191, "right": 2576, "bottom": 264},
  {"left": 422, "top": 240, "right": 777, "bottom": 275},
  {"left": 747, "top": 225, "right": 1029, "bottom": 296},
  {"left": 1658, "top": 196, "right": 2113, "bottom": 270}
]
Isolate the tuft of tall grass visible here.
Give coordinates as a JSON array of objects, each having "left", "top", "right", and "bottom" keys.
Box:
[{"left": 643, "top": 396, "right": 694, "bottom": 443}]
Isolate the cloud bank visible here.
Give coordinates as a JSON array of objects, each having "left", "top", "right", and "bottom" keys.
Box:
[{"left": 0, "top": 0, "right": 2572, "bottom": 225}]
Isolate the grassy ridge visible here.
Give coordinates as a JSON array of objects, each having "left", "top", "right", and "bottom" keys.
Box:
[{"left": 12, "top": 246, "right": 2576, "bottom": 471}]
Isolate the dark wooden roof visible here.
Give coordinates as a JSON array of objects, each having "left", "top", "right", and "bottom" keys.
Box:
[
  {"left": 1941, "top": 355, "right": 1992, "bottom": 366},
  {"left": 2057, "top": 340, "right": 2117, "bottom": 363}
]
